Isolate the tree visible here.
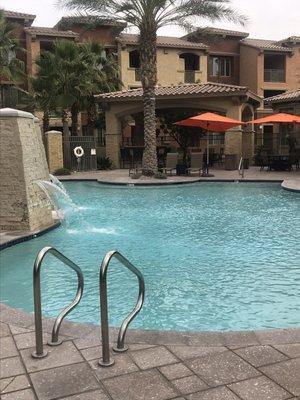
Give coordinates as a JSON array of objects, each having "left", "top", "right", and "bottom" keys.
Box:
[
  {"left": 32, "top": 39, "right": 121, "bottom": 167},
  {"left": 74, "top": 42, "right": 121, "bottom": 135},
  {"left": 58, "top": 0, "right": 246, "bottom": 175},
  {"left": 158, "top": 109, "right": 203, "bottom": 165},
  {"left": 31, "top": 51, "right": 58, "bottom": 133},
  {"left": 0, "top": 9, "right": 25, "bottom": 84}
]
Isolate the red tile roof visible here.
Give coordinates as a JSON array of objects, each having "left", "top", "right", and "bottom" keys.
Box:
[
  {"left": 117, "top": 34, "right": 208, "bottom": 50},
  {"left": 4, "top": 10, "right": 36, "bottom": 20},
  {"left": 241, "top": 38, "right": 293, "bottom": 52},
  {"left": 95, "top": 82, "right": 252, "bottom": 102},
  {"left": 279, "top": 36, "right": 300, "bottom": 45},
  {"left": 55, "top": 16, "right": 126, "bottom": 29},
  {"left": 182, "top": 27, "right": 249, "bottom": 40},
  {"left": 24, "top": 27, "right": 78, "bottom": 38},
  {"left": 265, "top": 89, "right": 300, "bottom": 104}
]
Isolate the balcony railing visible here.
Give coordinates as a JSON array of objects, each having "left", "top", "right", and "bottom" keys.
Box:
[
  {"left": 264, "top": 69, "right": 285, "bottom": 82},
  {"left": 184, "top": 70, "right": 196, "bottom": 83}
]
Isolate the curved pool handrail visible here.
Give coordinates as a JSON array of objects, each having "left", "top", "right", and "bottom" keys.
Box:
[
  {"left": 32, "top": 246, "right": 84, "bottom": 359},
  {"left": 99, "top": 250, "right": 145, "bottom": 367}
]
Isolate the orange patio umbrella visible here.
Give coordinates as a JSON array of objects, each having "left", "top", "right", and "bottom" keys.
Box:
[
  {"left": 248, "top": 112, "right": 300, "bottom": 154},
  {"left": 175, "top": 112, "right": 243, "bottom": 174},
  {"left": 249, "top": 112, "right": 300, "bottom": 125}
]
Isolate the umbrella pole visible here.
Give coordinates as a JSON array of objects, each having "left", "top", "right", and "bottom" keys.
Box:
[{"left": 206, "top": 134, "right": 209, "bottom": 174}]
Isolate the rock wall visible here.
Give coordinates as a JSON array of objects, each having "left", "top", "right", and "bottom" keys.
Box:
[
  {"left": 0, "top": 108, "right": 53, "bottom": 231},
  {"left": 45, "top": 130, "right": 64, "bottom": 173}
]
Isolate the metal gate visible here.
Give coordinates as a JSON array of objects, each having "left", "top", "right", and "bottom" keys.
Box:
[{"left": 68, "top": 136, "right": 97, "bottom": 171}]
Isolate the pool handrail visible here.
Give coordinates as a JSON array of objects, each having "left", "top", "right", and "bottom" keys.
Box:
[
  {"left": 98, "top": 250, "right": 145, "bottom": 367},
  {"left": 238, "top": 157, "right": 244, "bottom": 178},
  {"left": 32, "top": 246, "right": 84, "bottom": 359}
]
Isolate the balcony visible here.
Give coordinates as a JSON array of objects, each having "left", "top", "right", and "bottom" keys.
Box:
[
  {"left": 184, "top": 70, "right": 196, "bottom": 83},
  {"left": 264, "top": 69, "right": 285, "bottom": 83}
]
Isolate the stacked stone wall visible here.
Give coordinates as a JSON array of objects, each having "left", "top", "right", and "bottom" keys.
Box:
[{"left": 0, "top": 109, "right": 53, "bottom": 231}]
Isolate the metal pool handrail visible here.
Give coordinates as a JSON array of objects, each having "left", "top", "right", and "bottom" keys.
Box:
[
  {"left": 32, "top": 246, "right": 84, "bottom": 359},
  {"left": 238, "top": 157, "right": 244, "bottom": 178},
  {"left": 99, "top": 250, "right": 145, "bottom": 367}
]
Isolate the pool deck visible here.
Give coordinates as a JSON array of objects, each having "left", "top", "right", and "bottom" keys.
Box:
[
  {"left": 281, "top": 179, "right": 300, "bottom": 192},
  {"left": 57, "top": 167, "right": 300, "bottom": 185},
  {"left": 1, "top": 303, "right": 299, "bottom": 400}
]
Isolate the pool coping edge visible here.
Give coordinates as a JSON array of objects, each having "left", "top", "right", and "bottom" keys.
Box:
[{"left": 1, "top": 303, "right": 299, "bottom": 347}]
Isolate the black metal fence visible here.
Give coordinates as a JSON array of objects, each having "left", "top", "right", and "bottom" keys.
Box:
[{"left": 68, "top": 136, "right": 97, "bottom": 171}]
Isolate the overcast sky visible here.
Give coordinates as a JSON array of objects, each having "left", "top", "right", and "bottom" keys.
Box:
[{"left": 1, "top": 0, "right": 299, "bottom": 40}]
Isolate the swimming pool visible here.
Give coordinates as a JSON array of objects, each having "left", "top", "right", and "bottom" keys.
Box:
[{"left": 1, "top": 182, "right": 299, "bottom": 332}]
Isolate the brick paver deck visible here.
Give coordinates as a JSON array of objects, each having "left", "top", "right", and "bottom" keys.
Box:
[
  {"left": 57, "top": 167, "right": 300, "bottom": 185},
  {"left": 1, "top": 304, "right": 299, "bottom": 400}
]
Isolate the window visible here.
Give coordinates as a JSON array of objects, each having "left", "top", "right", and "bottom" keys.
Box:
[
  {"left": 211, "top": 57, "right": 219, "bottom": 76},
  {"left": 263, "top": 125, "right": 273, "bottom": 149},
  {"left": 209, "top": 133, "right": 225, "bottom": 145},
  {"left": 264, "top": 90, "right": 285, "bottom": 99},
  {"left": 129, "top": 50, "right": 140, "bottom": 68},
  {"left": 210, "top": 56, "right": 232, "bottom": 77}
]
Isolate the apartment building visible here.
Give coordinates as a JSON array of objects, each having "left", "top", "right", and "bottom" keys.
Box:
[
  {"left": 3, "top": 10, "right": 299, "bottom": 103},
  {"left": 2, "top": 10, "right": 299, "bottom": 167}
]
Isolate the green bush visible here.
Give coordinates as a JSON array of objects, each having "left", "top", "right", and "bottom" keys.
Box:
[
  {"left": 131, "top": 172, "right": 141, "bottom": 179},
  {"left": 154, "top": 171, "right": 167, "bottom": 179},
  {"left": 53, "top": 167, "right": 71, "bottom": 176},
  {"left": 97, "top": 156, "right": 112, "bottom": 170}
]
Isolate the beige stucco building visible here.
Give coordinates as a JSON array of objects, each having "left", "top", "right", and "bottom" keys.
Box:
[
  {"left": 2, "top": 10, "right": 299, "bottom": 171},
  {"left": 96, "top": 83, "right": 261, "bottom": 168}
]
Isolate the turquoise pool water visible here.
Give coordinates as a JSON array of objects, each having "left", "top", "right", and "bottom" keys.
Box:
[{"left": 1, "top": 182, "right": 299, "bottom": 332}]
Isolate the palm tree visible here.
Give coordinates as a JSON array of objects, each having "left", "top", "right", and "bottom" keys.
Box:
[
  {"left": 32, "top": 51, "right": 58, "bottom": 133},
  {"left": 80, "top": 42, "right": 121, "bottom": 134},
  {"left": 58, "top": 0, "right": 246, "bottom": 175},
  {"left": 0, "top": 9, "right": 25, "bottom": 84},
  {"left": 32, "top": 39, "right": 121, "bottom": 167},
  {"left": 0, "top": 9, "right": 26, "bottom": 108}
]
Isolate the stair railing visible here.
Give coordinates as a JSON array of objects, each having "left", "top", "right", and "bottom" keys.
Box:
[
  {"left": 32, "top": 246, "right": 84, "bottom": 359},
  {"left": 98, "top": 250, "right": 145, "bottom": 367}
]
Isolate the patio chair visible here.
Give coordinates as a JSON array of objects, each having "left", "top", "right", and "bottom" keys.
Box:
[
  {"left": 187, "top": 152, "right": 203, "bottom": 176},
  {"left": 163, "top": 152, "right": 178, "bottom": 175}
]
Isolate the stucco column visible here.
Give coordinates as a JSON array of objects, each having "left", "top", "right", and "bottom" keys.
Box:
[
  {"left": 45, "top": 131, "right": 64, "bottom": 173},
  {"left": 225, "top": 104, "right": 243, "bottom": 160},
  {"left": 0, "top": 108, "right": 53, "bottom": 231},
  {"left": 105, "top": 109, "right": 122, "bottom": 168}
]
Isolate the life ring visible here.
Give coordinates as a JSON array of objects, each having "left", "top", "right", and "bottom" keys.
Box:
[{"left": 74, "top": 146, "right": 84, "bottom": 158}]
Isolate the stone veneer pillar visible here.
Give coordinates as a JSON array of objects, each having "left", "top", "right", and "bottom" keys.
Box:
[
  {"left": 225, "top": 104, "right": 243, "bottom": 163},
  {"left": 0, "top": 108, "right": 53, "bottom": 231},
  {"left": 105, "top": 109, "right": 122, "bottom": 168},
  {"left": 45, "top": 130, "right": 64, "bottom": 173}
]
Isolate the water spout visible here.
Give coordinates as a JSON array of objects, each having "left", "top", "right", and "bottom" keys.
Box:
[
  {"left": 35, "top": 178, "right": 91, "bottom": 230},
  {"left": 49, "top": 174, "right": 67, "bottom": 194}
]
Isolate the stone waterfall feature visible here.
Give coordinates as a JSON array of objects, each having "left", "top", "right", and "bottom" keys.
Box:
[{"left": 0, "top": 108, "right": 54, "bottom": 231}]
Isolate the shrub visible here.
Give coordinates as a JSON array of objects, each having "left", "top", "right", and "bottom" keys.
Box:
[
  {"left": 53, "top": 167, "right": 71, "bottom": 176},
  {"left": 97, "top": 156, "right": 112, "bottom": 170},
  {"left": 131, "top": 172, "right": 141, "bottom": 179},
  {"left": 154, "top": 171, "right": 167, "bottom": 179}
]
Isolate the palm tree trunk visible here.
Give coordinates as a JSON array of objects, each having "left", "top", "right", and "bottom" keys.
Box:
[
  {"left": 87, "top": 97, "right": 96, "bottom": 135},
  {"left": 43, "top": 110, "right": 50, "bottom": 134},
  {"left": 140, "top": 24, "right": 158, "bottom": 176},
  {"left": 71, "top": 102, "right": 79, "bottom": 136},
  {"left": 62, "top": 109, "right": 71, "bottom": 169}
]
